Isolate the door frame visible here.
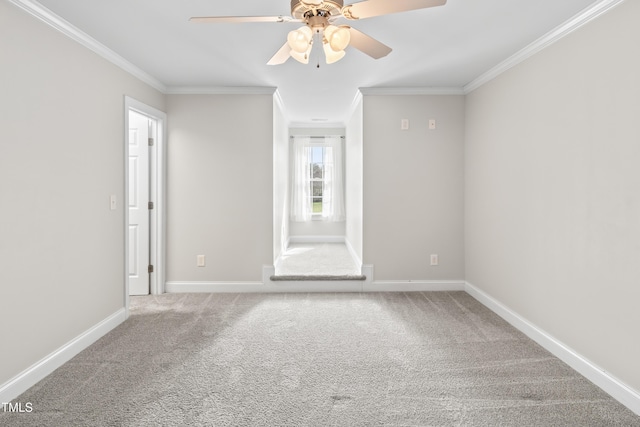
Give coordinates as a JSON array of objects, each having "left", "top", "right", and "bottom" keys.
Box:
[{"left": 124, "top": 96, "right": 167, "bottom": 316}]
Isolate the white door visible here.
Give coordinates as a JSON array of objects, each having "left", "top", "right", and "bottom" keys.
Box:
[{"left": 128, "top": 111, "right": 151, "bottom": 295}]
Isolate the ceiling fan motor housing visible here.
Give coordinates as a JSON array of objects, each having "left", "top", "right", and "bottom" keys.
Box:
[{"left": 291, "top": 0, "right": 344, "bottom": 20}]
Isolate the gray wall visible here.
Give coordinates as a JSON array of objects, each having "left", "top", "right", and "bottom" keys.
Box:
[
  {"left": 0, "top": 2, "right": 164, "bottom": 387},
  {"left": 345, "top": 96, "right": 364, "bottom": 262},
  {"left": 362, "top": 95, "right": 465, "bottom": 281},
  {"left": 465, "top": 0, "right": 640, "bottom": 393},
  {"left": 165, "top": 94, "right": 273, "bottom": 282}
]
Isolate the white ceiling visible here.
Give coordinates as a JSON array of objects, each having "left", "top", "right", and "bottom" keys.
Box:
[{"left": 34, "top": 0, "right": 600, "bottom": 125}]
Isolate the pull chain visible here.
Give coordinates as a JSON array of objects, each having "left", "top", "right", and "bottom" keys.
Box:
[{"left": 315, "top": 30, "right": 322, "bottom": 69}]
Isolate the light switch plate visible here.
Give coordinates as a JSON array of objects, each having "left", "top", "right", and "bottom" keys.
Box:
[{"left": 197, "top": 255, "right": 206, "bottom": 267}]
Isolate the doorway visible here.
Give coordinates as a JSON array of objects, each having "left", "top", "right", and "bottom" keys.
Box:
[{"left": 124, "top": 97, "right": 166, "bottom": 308}]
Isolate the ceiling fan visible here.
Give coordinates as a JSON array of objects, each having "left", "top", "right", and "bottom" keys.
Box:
[{"left": 190, "top": 0, "right": 447, "bottom": 66}]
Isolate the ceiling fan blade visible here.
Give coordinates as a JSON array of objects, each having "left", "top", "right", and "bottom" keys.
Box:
[
  {"left": 342, "top": 0, "right": 446, "bottom": 20},
  {"left": 190, "top": 16, "right": 300, "bottom": 24},
  {"left": 267, "top": 42, "right": 292, "bottom": 65},
  {"left": 347, "top": 27, "right": 392, "bottom": 59}
]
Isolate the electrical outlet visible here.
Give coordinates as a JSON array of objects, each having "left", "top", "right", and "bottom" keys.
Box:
[
  {"left": 429, "top": 119, "right": 436, "bottom": 130},
  {"left": 197, "top": 255, "right": 206, "bottom": 267},
  {"left": 430, "top": 254, "right": 439, "bottom": 266}
]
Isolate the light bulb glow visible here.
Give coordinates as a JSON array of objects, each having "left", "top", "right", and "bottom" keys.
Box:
[
  {"left": 290, "top": 43, "right": 312, "bottom": 64},
  {"left": 324, "top": 25, "right": 350, "bottom": 52},
  {"left": 324, "top": 25, "right": 338, "bottom": 43},
  {"left": 323, "top": 42, "right": 345, "bottom": 64},
  {"left": 287, "top": 26, "right": 312, "bottom": 53}
]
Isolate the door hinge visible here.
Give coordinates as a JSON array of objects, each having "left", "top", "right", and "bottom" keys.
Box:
[
  {"left": 148, "top": 137, "right": 154, "bottom": 146},
  {"left": 148, "top": 201, "right": 154, "bottom": 210},
  {"left": 148, "top": 264, "right": 154, "bottom": 274}
]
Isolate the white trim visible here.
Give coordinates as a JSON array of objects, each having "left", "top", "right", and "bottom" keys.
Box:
[
  {"left": 9, "top": 0, "right": 624, "bottom": 102},
  {"left": 344, "top": 238, "right": 363, "bottom": 270},
  {"left": 278, "top": 236, "right": 292, "bottom": 261},
  {"left": 0, "top": 309, "right": 126, "bottom": 403},
  {"left": 465, "top": 281, "right": 640, "bottom": 417},
  {"left": 346, "top": 90, "right": 364, "bottom": 122},
  {"left": 264, "top": 265, "right": 276, "bottom": 283},
  {"left": 124, "top": 97, "right": 168, "bottom": 314},
  {"left": 288, "top": 235, "right": 346, "bottom": 244},
  {"left": 361, "top": 264, "right": 374, "bottom": 281},
  {"left": 273, "top": 255, "right": 284, "bottom": 272},
  {"left": 273, "top": 89, "right": 289, "bottom": 127},
  {"left": 365, "top": 280, "right": 465, "bottom": 292},
  {"left": 7, "top": 0, "right": 166, "bottom": 93},
  {"left": 167, "top": 281, "right": 365, "bottom": 293},
  {"left": 166, "top": 281, "right": 465, "bottom": 293},
  {"left": 164, "top": 86, "right": 277, "bottom": 95},
  {"left": 464, "top": 0, "right": 625, "bottom": 93},
  {"left": 167, "top": 265, "right": 469, "bottom": 294},
  {"left": 359, "top": 87, "right": 466, "bottom": 96}
]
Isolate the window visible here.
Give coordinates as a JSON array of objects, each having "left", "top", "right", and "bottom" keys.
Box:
[
  {"left": 311, "top": 146, "right": 326, "bottom": 214},
  {"left": 291, "top": 136, "right": 345, "bottom": 222}
]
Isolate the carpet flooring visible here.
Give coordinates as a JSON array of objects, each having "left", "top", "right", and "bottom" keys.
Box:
[
  {"left": 2, "top": 292, "right": 639, "bottom": 426},
  {"left": 275, "top": 243, "right": 361, "bottom": 277}
]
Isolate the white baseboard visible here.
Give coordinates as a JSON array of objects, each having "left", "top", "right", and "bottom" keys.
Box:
[
  {"left": 166, "top": 280, "right": 365, "bottom": 293},
  {"left": 167, "top": 282, "right": 467, "bottom": 293},
  {"left": 465, "top": 281, "right": 640, "bottom": 417},
  {"left": 366, "top": 280, "right": 466, "bottom": 292},
  {"left": 0, "top": 308, "right": 126, "bottom": 404},
  {"left": 167, "top": 266, "right": 466, "bottom": 294}
]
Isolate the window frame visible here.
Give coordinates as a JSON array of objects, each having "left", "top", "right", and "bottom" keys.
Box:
[{"left": 309, "top": 144, "right": 326, "bottom": 218}]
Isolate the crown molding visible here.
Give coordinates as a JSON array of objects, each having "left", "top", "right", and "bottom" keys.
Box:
[
  {"left": 11, "top": 0, "right": 625, "bottom": 108},
  {"left": 359, "top": 87, "right": 465, "bottom": 96},
  {"left": 8, "top": 0, "right": 167, "bottom": 93},
  {"left": 164, "top": 86, "right": 278, "bottom": 95},
  {"left": 464, "top": 0, "right": 625, "bottom": 94}
]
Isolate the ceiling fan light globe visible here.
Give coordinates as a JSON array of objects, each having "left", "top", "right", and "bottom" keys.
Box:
[
  {"left": 287, "top": 26, "right": 312, "bottom": 53},
  {"left": 324, "top": 25, "right": 338, "bottom": 40},
  {"left": 323, "top": 42, "right": 345, "bottom": 64},
  {"left": 330, "top": 26, "right": 351, "bottom": 51},
  {"left": 290, "top": 46, "right": 311, "bottom": 64}
]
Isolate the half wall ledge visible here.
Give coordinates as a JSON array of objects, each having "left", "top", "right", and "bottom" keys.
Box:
[{"left": 270, "top": 274, "right": 367, "bottom": 281}]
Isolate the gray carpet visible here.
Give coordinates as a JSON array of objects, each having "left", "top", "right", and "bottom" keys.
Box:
[
  {"left": 275, "top": 243, "right": 361, "bottom": 277},
  {"left": 2, "top": 292, "right": 639, "bottom": 426}
]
